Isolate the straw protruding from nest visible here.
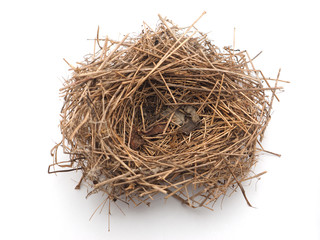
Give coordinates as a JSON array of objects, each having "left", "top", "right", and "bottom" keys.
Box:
[{"left": 50, "top": 13, "right": 282, "bottom": 210}]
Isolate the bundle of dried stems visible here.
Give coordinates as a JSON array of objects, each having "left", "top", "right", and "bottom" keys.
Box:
[{"left": 50, "top": 12, "right": 283, "bottom": 212}]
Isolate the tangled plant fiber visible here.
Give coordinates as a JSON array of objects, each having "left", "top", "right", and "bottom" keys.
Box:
[{"left": 50, "top": 12, "right": 282, "bottom": 211}]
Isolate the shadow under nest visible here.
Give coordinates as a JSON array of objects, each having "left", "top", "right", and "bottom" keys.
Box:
[{"left": 50, "top": 14, "right": 281, "bottom": 210}]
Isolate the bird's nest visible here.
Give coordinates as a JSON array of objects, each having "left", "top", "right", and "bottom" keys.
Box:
[{"left": 50, "top": 13, "right": 282, "bottom": 210}]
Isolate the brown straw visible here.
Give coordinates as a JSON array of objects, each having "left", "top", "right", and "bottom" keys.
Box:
[{"left": 50, "top": 12, "right": 282, "bottom": 211}]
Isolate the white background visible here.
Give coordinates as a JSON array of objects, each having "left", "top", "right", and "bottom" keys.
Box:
[{"left": 1, "top": 0, "right": 319, "bottom": 239}]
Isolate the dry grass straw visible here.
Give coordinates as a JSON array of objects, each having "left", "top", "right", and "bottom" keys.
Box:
[{"left": 50, "top": 12, "right": 283, "bottom": 211}]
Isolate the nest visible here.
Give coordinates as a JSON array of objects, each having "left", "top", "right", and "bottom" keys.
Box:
[{"left": 50, "top": 13, "right": 282, "bottom": 210}]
